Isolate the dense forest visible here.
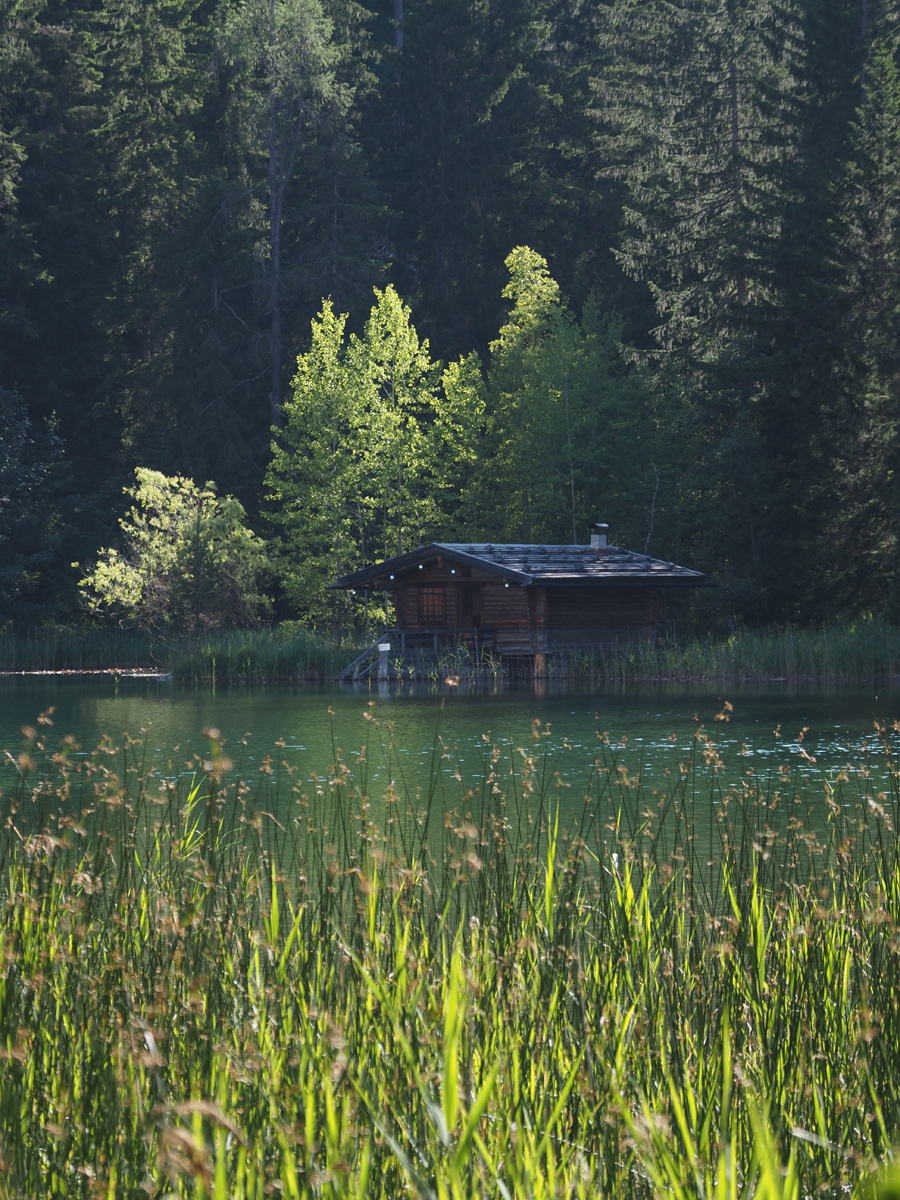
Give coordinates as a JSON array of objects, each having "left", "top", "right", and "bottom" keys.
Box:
[{"left": 1, "top": 0, "right": 898, "bottom": 633}]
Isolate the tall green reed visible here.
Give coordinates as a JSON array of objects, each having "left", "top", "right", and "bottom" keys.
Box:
[
  {"left": 0, "top": 625, "right": 360, "bottom": 682},
  {"left": 561, "top": 620, "right": 900, "bottom": 684},
  {"left": 0, "top": 626, "right": 161, "bottom": 671},
  {"left": 8, "top": 619, "right": 900, "bottom": 685},
  {"left": 2, "top": 709, "right": 900, "bottom": 1196}
]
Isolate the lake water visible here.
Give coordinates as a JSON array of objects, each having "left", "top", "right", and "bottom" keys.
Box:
[
  {"left": 2, "top": 677, "right": 899, "bottom": 886},
  {"left": 2, "top": 676, "right": 898, "bottom": 829}
]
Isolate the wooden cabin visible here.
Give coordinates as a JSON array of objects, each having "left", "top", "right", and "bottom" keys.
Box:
[{"left": 332, "top": 525, "right": 705, "bottom": 672}]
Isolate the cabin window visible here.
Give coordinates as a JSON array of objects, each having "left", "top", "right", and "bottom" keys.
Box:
[{"left": 419, "top": 586, "right": 446, "bottom": 625}]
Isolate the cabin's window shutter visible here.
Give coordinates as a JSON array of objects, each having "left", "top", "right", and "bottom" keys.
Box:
[{"left": 419, "top": 586, "right": 446, "bottom": 625}]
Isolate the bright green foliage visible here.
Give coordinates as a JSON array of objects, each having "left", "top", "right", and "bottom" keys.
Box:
[
  {"left": 79, "top": 468, "right": 271, "bottom": 634},
  {"left": 4, "top": 715, "right": 900, "bottom": 1193},
  {"left": 473, "top": 247, "right": 669, "bottom": 548},
  {"left": 268, "top": 285, "right": 484, "bottom": 625}
]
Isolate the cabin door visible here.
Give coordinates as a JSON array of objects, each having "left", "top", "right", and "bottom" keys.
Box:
[{"left": 458, "top": 584, "right": 484, "bottom": 630}]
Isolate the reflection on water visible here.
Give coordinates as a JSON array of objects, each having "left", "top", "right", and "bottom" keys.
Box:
[{"left": 1, "top": 676, "right": 899, "bottom": 858}]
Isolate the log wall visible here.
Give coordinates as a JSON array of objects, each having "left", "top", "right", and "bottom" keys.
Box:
[
  {"left": 388, "top": 560, "right": 660, "bottom": 655},
  {"left": 547, "top": 587, "right": 658, "bottom": 645}
]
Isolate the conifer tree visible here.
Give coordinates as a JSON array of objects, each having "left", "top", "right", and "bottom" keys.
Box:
[
  {"left": 365, "top": 0, "right": 565, "bottom": 360},
  {"left": 0, "top": 0, "right": 50, "bottom": 361},
  {"left": 87, "top": 0, "right": 212, "bottom": 461},
  {"left": 749, "top": 0, "right": 865, "bottom": 619},
  {"left": 611, "top": 0, "right": 807, "bottom": 619},
  {"left": 0, "top": 387, "right": 69, "bottom": 623},
  {"left": 472, "top": 247, "right": 670, "bottom": 551},
  {"left": 218, "top": 0, "right": 382, "bottom": 428},
  {"left": 826, "top": 36, "right": 900, "bottom": 616},
  {"left": 0, "top": 1, "right": 121, "bottom": 496}
]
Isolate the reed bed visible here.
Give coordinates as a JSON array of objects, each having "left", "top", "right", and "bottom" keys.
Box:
[
  {"left": 556, "top": 620, "right": 900, "bottom": 684},
  {"left": 6, "top": 620, "right": 900, "bottom": 686},
  {"left": 167, "top": 627, "right": 360, "bottom": 684},
  {"left": 0, "top": 626, "right": 359, "bottom": 682},
  {"left": 0, "top": 626, "right": 162, "bottom": 672},
  {"left": 2, "top": 711, "right": 900, "bottom": 1197},
  {"left": 383, "top": 622, "right": 900, "bottom": 684}
]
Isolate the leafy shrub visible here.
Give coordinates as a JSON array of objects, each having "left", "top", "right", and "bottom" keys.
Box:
[{"left": 79, "top": 468, "right": 271, "bottom": 635}]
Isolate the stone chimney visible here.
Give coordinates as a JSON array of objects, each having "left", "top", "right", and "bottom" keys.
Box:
[{"left": 590, "top": 522, "right": 609, "bottom": 552}]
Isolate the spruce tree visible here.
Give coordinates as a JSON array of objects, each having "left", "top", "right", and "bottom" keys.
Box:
[
  {"left": 217, "top": 0, "right": 383, "bottom": 429},
  {"left": 364, "top": 0, "right": 567, "bottom": 360},
  {"left": 471, "top": 247, "right": 671, "bottom": 551},
  {"left": 0, "top": 0, "right": 38, "bottom": 358},
  {"left": 87, "top": 0, "right": 212, "bottom": 466},
  {"left": 0, "top": 387, "right": 69, "bottom": 623},
  {"left": 827, "top": 36, "right": 900, "bottom": 616},
  {"left": 612, "top": 0, "right": 807, "bottom": 620},
  {"left": 0, "top": 1, "right": 124, "bottom": 528}
]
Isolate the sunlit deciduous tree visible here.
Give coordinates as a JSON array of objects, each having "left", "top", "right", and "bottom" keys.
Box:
[
  {"left": 79, "top": 469, "right": 271, "bottom": 635},
  {"left": 267, "top": 285, "right": 484, "bottom": 626}
]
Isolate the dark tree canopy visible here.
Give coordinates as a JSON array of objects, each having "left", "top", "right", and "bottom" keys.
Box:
[
  {"left": 0, "top": 388, "right": 68, "bottom": 624},
  {"left": 1, "top": 0, "right": 897, "bottom": 631}
]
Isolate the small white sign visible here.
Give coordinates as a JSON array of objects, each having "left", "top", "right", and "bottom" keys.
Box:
[{"left": 378, "top": 643, "right": 391, "bottom": 652}]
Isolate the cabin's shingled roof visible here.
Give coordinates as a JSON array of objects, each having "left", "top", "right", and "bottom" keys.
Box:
[{"left": 332, "top": 542, "right": 705, "bottom": 590}]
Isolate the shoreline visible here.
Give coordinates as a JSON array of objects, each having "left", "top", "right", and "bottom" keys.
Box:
[
  {"left": 1, "top": 667, "right": 899, "bottom": 686},
  {"left": 3, "top": 621, "right": 900, "bottom": 686},
  {"left": 0, "top": 667, "right": 172, "bottom": 677}
]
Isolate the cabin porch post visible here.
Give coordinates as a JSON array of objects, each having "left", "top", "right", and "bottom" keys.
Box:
[{"left": 530, "top": 587, "right": 549, "bottom": 677}]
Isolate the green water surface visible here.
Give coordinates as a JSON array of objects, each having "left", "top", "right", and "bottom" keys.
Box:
[{"left": 1, "top": 675, "right": 897, "bottom": 811}]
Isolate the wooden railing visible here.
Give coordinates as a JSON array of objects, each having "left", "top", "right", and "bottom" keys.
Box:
[{"left": 334, "top": 628, "right": 496, "bottom": 681}]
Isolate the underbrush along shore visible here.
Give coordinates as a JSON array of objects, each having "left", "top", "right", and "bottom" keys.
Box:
[
  {"left": 3, "top": 714, "right": 900, "bottom": 1196},
  {"left": 4, "top": 620, "right": 900, "bottom": 683}
]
